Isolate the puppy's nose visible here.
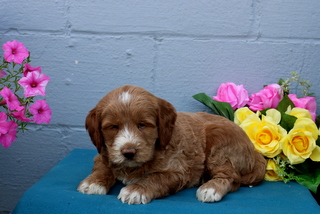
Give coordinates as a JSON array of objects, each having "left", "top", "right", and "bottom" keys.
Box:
[{"left": 121, "top": 147, "right": 136, "bottom": 159}]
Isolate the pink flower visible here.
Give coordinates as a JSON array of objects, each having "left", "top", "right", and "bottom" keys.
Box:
[
  {"left": 0, "top": 86, "right": 23, "bottom": 111},
  {"left": 18, "top": 71, "right": 50, "bottom": 97},
  {"left": 0, "top": 121, "right": 18, "bottom": 148},
  {"left": 288, "top": 94, "right": 317, "bottom": 121},
  {"left": 12, "top": 107, "right": 33, "bottom": 122},
  {"left": 213, "top": 82, "right": 249, "bottom": 110},
  {"left": 0, "top": 71, "right": 7, "bottom": 78},
  {"left": 2, "top": 40, "right": 29, "bottom": 64},
  {"left": 29, "top": 100, "right": 52, "bottom": 124},
  {"left": 0, "top": 112, "right": 18, "bottom": 148},
  {"left": 0, "top": 112, "right": 9, "bottom": 134},
  {"left": 23, "top": 63, "right": 42, "bottom": 77},
  {"left": 248, "top": 84, "right": 283, "bottom": 111}
]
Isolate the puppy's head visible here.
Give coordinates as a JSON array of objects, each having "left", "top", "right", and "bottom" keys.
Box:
[{"left": 85, "top": 85, "right": 176, "bottom": 167}]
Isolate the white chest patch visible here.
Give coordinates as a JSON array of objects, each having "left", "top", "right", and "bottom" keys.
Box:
[{"left": 119, "top": 91, "right": 132, "bottom": 104}]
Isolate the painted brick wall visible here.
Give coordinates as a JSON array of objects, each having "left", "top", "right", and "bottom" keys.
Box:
[{"left": 0, "top": 0, "right": 320, "bottom": 212}]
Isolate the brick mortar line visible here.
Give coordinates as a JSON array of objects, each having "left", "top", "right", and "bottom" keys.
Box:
[{"left": 1, "top": 29, "right": 320, "bottom": 44}]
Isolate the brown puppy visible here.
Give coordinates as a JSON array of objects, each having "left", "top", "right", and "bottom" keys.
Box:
[{"left": 78, "top": 85, "right": 266, "bottom": 204}]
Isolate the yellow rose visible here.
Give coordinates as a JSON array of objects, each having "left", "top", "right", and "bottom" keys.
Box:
[
  {"left": 240, "top": 109, "right": 287, "bottom": 158},
  {"left": 264, "top": 159, "right": 283, "bottom": 181},
  {"left": 287, "top": 107, "right": 312, "bottom": 120},
  {"left": 264, "top": 109, "right": 281, "bottom": 124},
  {"left": 281, "top": 118, "right": 320, "bottom": 165},
  {"left": 234, "top": 107, "right": 256, "bottom": 125}
]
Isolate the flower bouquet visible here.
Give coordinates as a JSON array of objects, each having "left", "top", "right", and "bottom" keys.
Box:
[
  {"left": 193, "top": 72, "right": 320, "bottom": 195},
  {"left": 0, "top": 40, "right": 52, "bottom": 148}
]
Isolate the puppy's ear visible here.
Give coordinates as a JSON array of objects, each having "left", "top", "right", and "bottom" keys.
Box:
[
  {"left": 157, "top": 98, "right": 177, "bottom": 149},
  {"left": 85, "top": 108, "right": 104, "bottom": 153}
]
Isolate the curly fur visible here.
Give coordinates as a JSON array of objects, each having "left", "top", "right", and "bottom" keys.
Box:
[{"left": 78, "top": 85, "right": 266, "bottom": 204}]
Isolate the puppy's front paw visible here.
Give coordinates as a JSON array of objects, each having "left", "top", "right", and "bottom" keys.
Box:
[
  {"left": 77, "top": 180, "right": 107, "bottom": 195},
  {"left": 196, "top": 187, "right": 222, "bottom": 203},
  {"left": 118, "top": 184, "right": 153, "bottom": 204}
]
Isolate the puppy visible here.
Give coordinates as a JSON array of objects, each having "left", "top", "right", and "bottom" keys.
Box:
[{"left": 78, "top": 85, "right": 266, "bottom": 204}]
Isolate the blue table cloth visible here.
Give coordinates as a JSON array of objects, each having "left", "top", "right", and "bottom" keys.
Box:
[{"left": 13, "top": 149, "right": 320, "bottom": 214}]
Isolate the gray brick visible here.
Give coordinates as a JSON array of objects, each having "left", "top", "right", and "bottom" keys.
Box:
[
  {"left": 0, "top": 1, "right": 66, "bottom": 33},
  {"left": 69, "top": 0, "right": 254, "bottom": 37},
  {"left": 260, "top": 1, "right": 320, "bottom": 39}
]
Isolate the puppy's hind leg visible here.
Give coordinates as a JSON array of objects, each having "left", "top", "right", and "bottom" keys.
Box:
[
  {"left": 196, "top": 164, "right": 240, "bottom": 203},
  {"left": 196, "top": 124, "right": 242, "bottom": 203},
  {"left": 240, "top": 150, "right": 266, "bottom": 187}
]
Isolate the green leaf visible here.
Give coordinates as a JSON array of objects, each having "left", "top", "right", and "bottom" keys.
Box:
[
  {"left": 316, "top": 138, "right": 320, "bottom": 147},
  {"left": 295, "top": 167, "right": 320, "bottom": 194},
  {"left": 278, "top": 78, "right": 285, "bottom": 86},
  {"left": 279, "top": 113, "right": 297, "bottom": 132},
  {"left": 315, "top": 115, "right": 320, "bottom": 129},
  {"left": 290, "top": 160, "right": 320, "bottom": 194},
  {"left": 307, "top": 93, "right": 315, "bottom": 97},
  {"left": 277, "top": 94, "right": 295, "bottom": 112},
  {"left": 277, "top": 94, "right": 297, "bottom": 132},
  {"left": 292, "top": 160, "right": 310, "bottom": 174},
  {"left": 193, "top": 93, "right": 234, "bottom": 121},
  {"left": 260, "top": 108, "right": 270, "bottom": 116}
]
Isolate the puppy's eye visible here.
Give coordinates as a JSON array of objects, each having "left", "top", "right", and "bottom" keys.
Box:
[
  {"left": 138, "top": 123, "right": 146, "bottom": 129},
  {"left": 109, "top": 125, "right": 119, "bottom": 130}
]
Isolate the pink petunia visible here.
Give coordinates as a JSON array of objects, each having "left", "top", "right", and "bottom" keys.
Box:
[
  {"left": 2, "top": 40, "right": 29, "bottom": 64},
  {"left": 0, "top": 112, "right": 9, "bottom": 134},
  {"left": 0, "top": 71, "right": 7, "bottom": 78},
  {"left": 23, "top": 63, "right": 42, "bottom": 77},
  {"left": 0, "top": 112, "right": 18, "bottom": 148},
  {"left": 0, "top": 120, "right": 18, "bottom": 148},
  {"left": 18, "top": 71, "right": 50, "bottom": 97},
  {"left": 12, "top": 107, "right": 33, "bottom": 122},
  {"left": 0, "top": 86, "right": 23, "bottom": 111},
  {"left": 29, "top": 100, "right": 52, "bottom": 124}
]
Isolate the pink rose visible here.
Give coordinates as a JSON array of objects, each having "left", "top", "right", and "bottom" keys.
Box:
[
  {"left": 288, "top": 94, "right": 317, "bottom": 121},
  {"left": 248, "top": 84, "right": 283, "bottom": 111},
  {"left": 213, "top": 82, "right": 249, "bottom": 110}
]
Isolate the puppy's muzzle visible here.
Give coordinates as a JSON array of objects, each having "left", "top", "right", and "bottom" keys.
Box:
[{"left": 121, "top": 147, "right": 136, "bottom": 160}]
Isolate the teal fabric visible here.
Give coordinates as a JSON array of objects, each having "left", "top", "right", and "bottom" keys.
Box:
[{"left": 13, "top": 149, "right": 320, "bottom": 214}]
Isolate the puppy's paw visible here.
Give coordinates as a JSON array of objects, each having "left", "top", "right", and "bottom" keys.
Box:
[
  {"left": 77, "top": 180, "right": 107, "bottom": 195},
  {"left": 196, "top": 179, "right": 232, "bottom": 203},
  {"left": 118, "top": 184, "right": 153, "bottom": 204},
  {"left": 196, "top": 187, "right": 222, "bottom": 203}
]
